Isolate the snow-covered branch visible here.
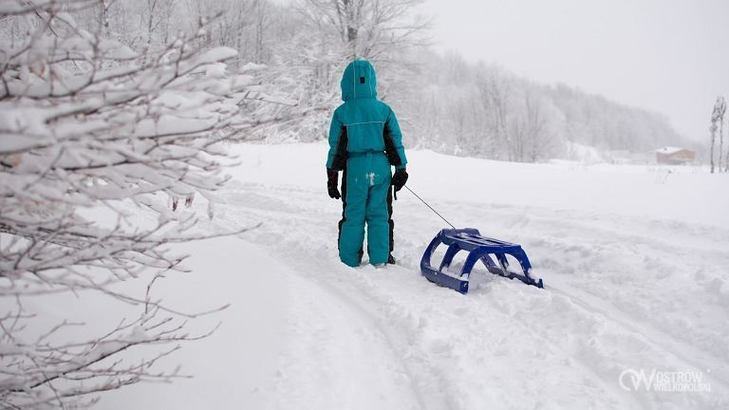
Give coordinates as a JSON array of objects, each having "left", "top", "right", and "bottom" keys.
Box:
[{"left": 0, "top": 2, "right": 261, "bottom": 408}]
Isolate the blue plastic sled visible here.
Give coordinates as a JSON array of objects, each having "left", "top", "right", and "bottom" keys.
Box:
[{"left": 420, "top": 228, "right": 544, "bottom": 294}]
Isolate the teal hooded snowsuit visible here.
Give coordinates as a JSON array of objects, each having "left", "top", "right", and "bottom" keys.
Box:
[{"left": 326, "top": 60, "right": 407, "bottom": 267}]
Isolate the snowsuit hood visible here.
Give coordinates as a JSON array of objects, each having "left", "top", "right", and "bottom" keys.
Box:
[{"left": 340, "top": 59, "right": 377, "bottom": 101}]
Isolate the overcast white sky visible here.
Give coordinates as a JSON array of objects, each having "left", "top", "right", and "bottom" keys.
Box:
[{"left": 422, "top": 0, "right": 729, "bottom": 141}]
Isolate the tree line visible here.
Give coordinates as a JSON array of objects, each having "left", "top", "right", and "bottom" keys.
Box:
[{"left": 58, "top": 0, "right": 688, "bottom": 162}]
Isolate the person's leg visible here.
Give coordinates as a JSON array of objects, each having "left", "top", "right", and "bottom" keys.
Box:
[
  {"left": 387, "top": 185, "right": 395, "bottom": 263},
  {"left": 366, "top": 180, "right": 391, "bottom": 265},
  {"left": 339, "top": 166, "right": 367, "bottom": 267},
  {"left": 338, "top": 166, "right": 347, "bottom": 251}
]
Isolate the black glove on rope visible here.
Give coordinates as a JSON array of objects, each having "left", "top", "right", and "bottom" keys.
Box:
[
  {"left": 392, "top": 168, "right": 408, "bottom": 193},
  {"left": 327, "top": 168, "right": 341, "bottom": 199}
]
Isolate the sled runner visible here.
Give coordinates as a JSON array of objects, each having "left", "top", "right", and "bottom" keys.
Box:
[{"left": 420, "top": 228, "right": 543, "bottom": 294}]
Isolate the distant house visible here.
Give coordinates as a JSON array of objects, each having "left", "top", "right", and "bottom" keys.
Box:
[{"left": 655, "top": 147, "right": 696, "bottom": 165}]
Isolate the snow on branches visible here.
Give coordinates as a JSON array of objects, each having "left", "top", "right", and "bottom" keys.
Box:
[
  {"left": 0, "top": 1, "right": 257, "bottom": 408},
  {"left": 709, "top": 96, "right": 726, "bottom": 173}
]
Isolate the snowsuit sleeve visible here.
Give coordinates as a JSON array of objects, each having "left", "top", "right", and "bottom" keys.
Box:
[
  {"left": 326, "top": 110, "right": 347, "bottom": 170},
  {"left": 384, "top": 107, "right": 408, "bottom": 169}
]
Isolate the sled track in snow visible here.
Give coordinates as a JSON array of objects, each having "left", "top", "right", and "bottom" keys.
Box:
[
  {"left": 220, "top": 185, "right": 456, "bottom": 409},
  {"left": 277, "top": 251, "right": 455, "bottom": 410},
  {"left": 219, "top": 181, "right": 729, "bottom": 409}
]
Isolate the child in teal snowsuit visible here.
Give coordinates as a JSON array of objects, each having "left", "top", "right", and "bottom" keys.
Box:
[{"left": 326, "top": 59, "right": 408, "bottom": 267}]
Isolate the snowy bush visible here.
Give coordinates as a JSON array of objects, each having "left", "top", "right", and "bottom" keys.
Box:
[{"left": 0, "top": 1, "right": 258, "bottom": 408}]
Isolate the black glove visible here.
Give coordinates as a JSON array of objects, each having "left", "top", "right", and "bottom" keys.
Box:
[
  {"left": 392, "top": 168, "right": 408, "bottom": 192},
  {"left": 327, "top": 168, "right": 341, "bottom": 199}
]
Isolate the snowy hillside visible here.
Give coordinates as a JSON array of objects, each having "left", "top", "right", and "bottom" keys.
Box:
[{"left": 93, "top": 142, "right": 729, "bottom": 410}]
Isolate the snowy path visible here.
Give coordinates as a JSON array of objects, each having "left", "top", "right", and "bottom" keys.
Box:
[
  {"left": 215, "top": 182, "right": 727, "bottom": 409},
  {"left": 100, "top": 143, "right": 729, "bottom": 409},
  {"left": 262, "top": 249, "right": 429, "bottom": 410},
  {"left": 201, "top": 142, "right": 728, "bottom": 409}
]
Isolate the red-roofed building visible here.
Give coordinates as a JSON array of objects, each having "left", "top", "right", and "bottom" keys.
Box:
[{"left": 655, "top": 147, "right": 696, "bottom": 165}]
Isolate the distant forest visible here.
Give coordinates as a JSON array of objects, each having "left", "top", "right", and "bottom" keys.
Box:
[
  {"left": 5, "top": 0, "right": 688, "bottom": 162},
  {"left": 399, "top": 50, "right": 689, "bottom": 161}
]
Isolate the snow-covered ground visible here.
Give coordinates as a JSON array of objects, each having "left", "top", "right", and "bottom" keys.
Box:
[{"left": 98, "top": 142, "right": 729, "bottom": 409}]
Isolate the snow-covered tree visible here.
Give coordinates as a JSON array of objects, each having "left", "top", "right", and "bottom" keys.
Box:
[
  {"left": 710, "top": 97, "right": 725, "bottom": 173},
  {"left": 715, "top": 96, "right": 726, "bottom": 172},
  {"left": 475, "top": 63, "right": 513, "bottom": 160},
  {"left": 0, "top": 1, "right": 263, "bottom": 407},
  {"left": 297, "top": 0, "right": 429, "bottom": 60}
]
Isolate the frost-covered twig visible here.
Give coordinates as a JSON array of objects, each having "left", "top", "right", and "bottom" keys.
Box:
[{"left": 0, "top": 2, "right": 262, "bottom": 408}]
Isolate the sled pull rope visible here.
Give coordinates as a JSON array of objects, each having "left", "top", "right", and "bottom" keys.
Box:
[{"left": 403, "top": 185, "right": 457, "bottom": 229}]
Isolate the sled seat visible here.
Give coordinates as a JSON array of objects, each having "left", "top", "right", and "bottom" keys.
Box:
[{"left": 420, "top": 228, "right": 544, "bottom": 294}]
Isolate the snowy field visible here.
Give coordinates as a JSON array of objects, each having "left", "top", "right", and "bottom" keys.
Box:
[{"left": 97, "top": 142, "right": 729, "bottom": 409}]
